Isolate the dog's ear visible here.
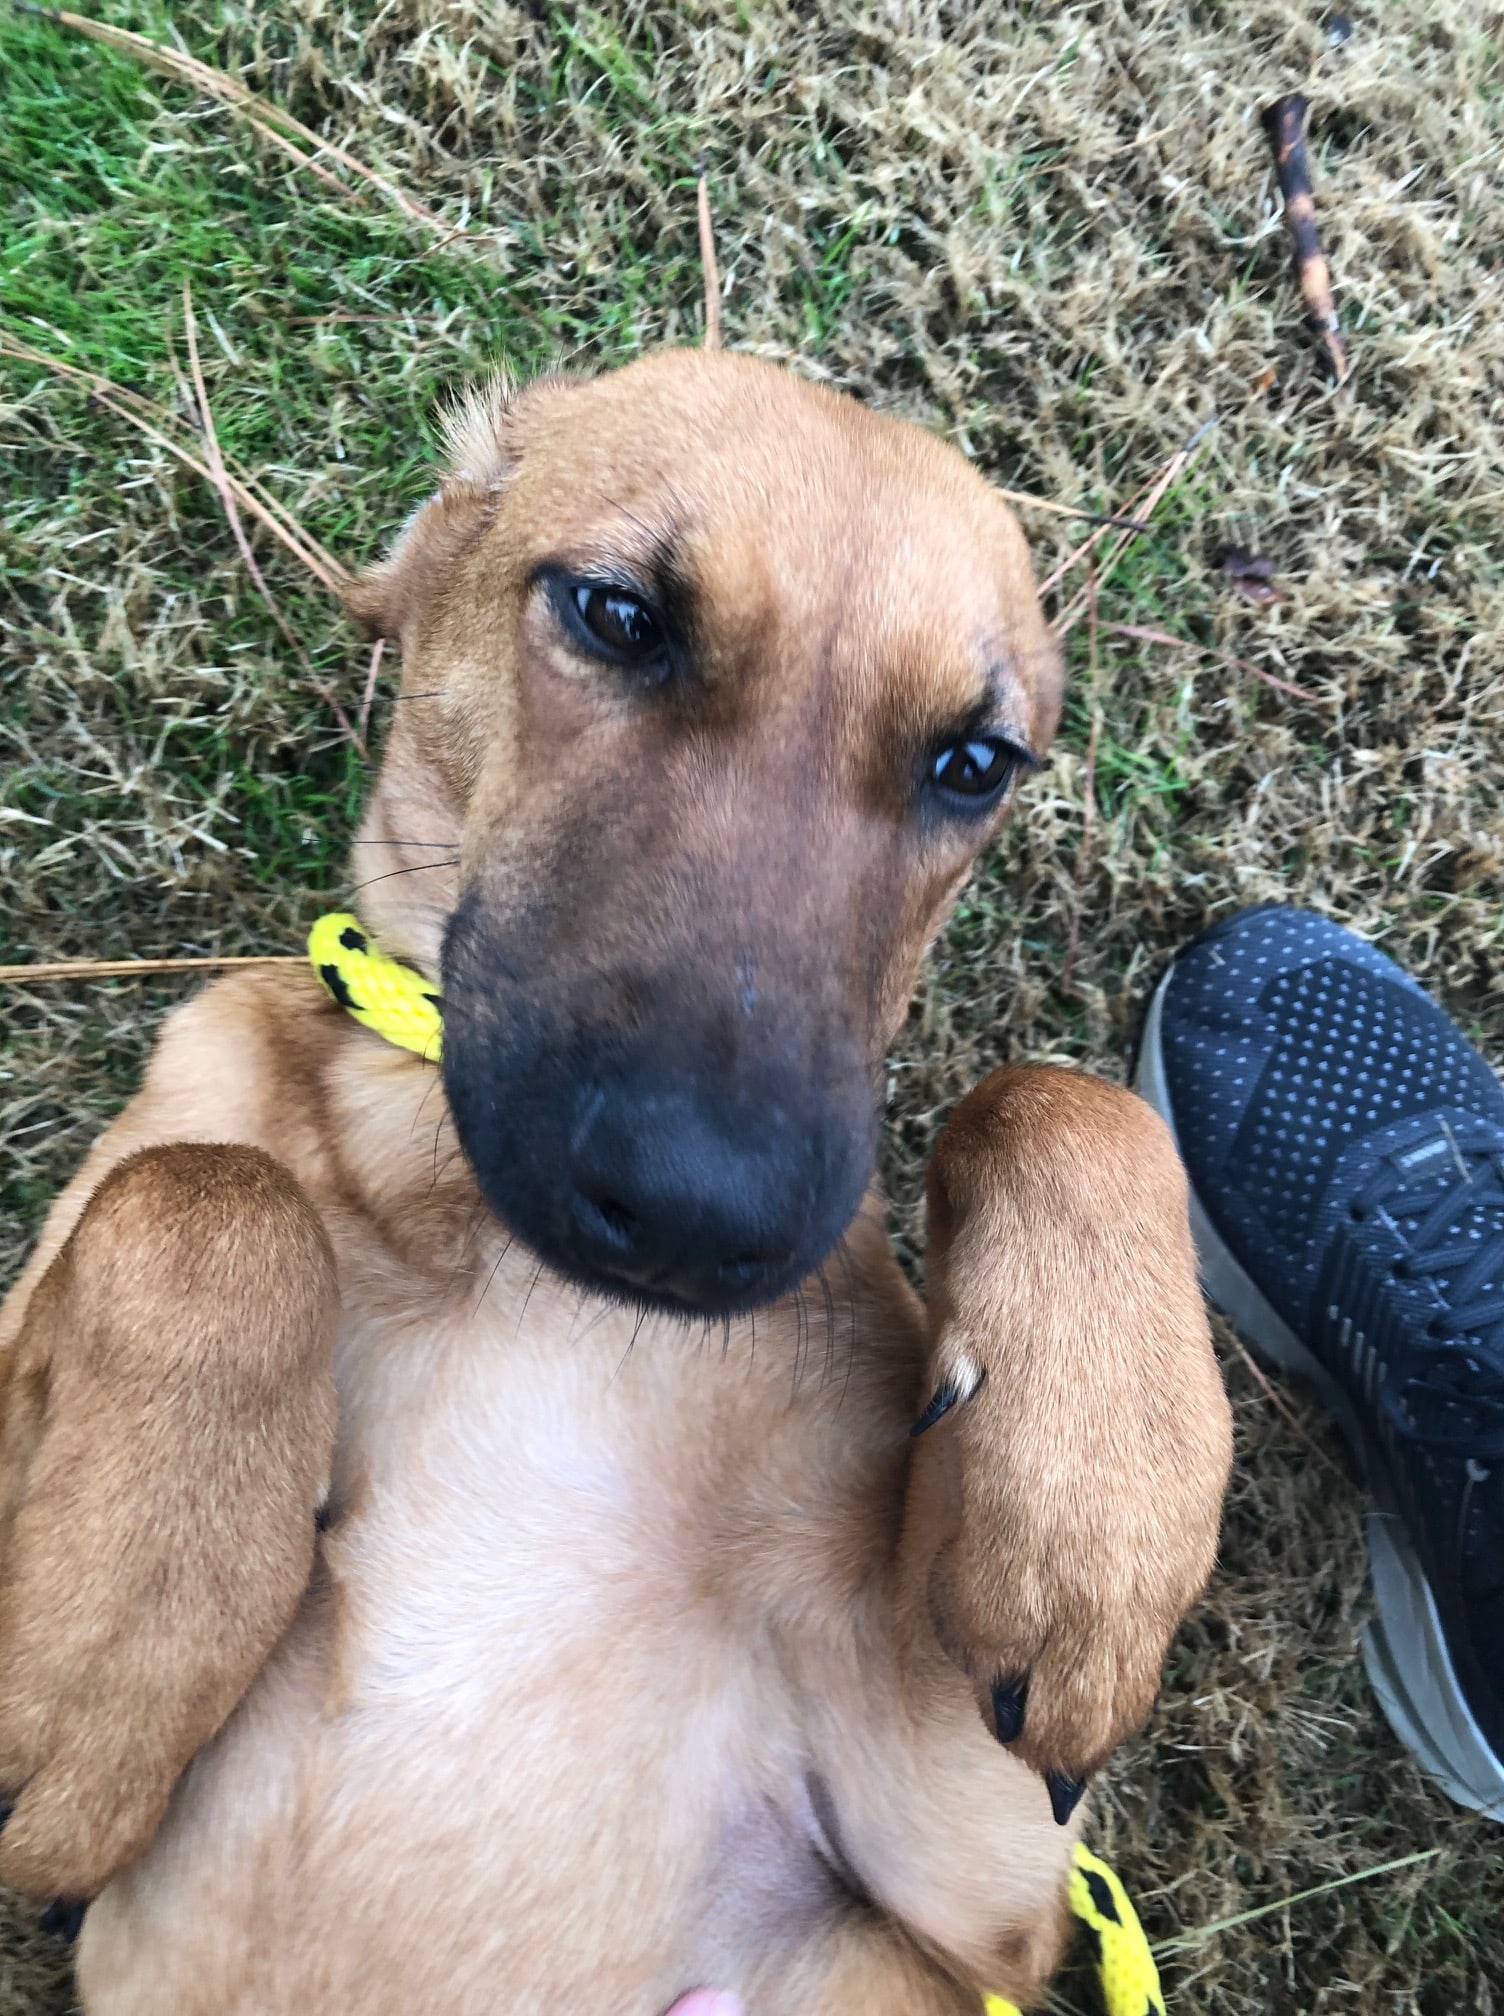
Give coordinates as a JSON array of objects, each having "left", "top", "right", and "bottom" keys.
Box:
[
  {"left": 342, "top": 381, "right": 516, "bottom": 643},
  {"left": 341, "top": 484, "right": 493, "bottom": 642}
]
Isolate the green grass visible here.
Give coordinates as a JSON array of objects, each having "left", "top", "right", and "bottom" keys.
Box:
[{"left": 1, "top": 6, "right": 560, "bottom": 954}]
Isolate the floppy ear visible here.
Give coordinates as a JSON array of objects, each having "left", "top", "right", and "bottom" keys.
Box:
[
  {"left": 342, "top": 485, "right": 493, "bottom": 642},
  {"left": 342, "top": 380, "right": 516, "bottom": 644}
]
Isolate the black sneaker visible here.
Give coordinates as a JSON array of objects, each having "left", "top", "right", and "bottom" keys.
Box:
[{"left": 1134, "top": 904, "right": 1504, "bottom": 1818}]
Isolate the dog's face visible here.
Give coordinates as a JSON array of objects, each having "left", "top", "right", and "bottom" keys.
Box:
[{"left": 350, "top": 352, "right": 1061, "bottom": 1317}]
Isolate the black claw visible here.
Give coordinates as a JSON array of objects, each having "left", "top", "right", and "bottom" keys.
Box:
[
  {"left": 990, "top": 1673, "right": 1030, "bottom": 1745},
  {"left": 909, "top": 1366, "right": 986, "bottom": 1438},
  {"left": 1046, "top": 1771, "right": 1087, "bottom": 1826},
  {"left": 910, "top": 1381, "right": 959, "bottom": 1437},
  {"left": 0, "top": 1796, "right": 12, "bottom": 1834},
  {"left": 39, "top": 1898, "right": 87, "bottom": 1945}
]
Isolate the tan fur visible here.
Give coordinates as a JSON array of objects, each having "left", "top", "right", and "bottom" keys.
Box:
[
  {"left": 911, "top": 1070, "right": 1232, "bottom": 1780},
  {"left": 0, "top": 351, "right": 1230, "bottom": 2015}
]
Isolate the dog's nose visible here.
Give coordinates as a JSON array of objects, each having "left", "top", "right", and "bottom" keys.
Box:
[{"left": 568, "top": 1086, "right": 801, "bottom": 1309}]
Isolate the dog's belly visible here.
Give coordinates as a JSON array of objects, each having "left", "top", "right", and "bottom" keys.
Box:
[{"left": 78, "top": 1267, "right": 917, "bottom": 2015}]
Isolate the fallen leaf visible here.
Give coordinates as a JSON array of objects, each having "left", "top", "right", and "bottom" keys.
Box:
[{"left": 1219, "top": 547, "right": 1284, "bottom": 606}]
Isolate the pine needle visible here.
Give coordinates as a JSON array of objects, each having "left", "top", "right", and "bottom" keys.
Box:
[
  {"left": 0, "top": 955, "right": 306, "bottom": 984},
  {"left": 696, "top": 165, "right": 722, "bottom": 350},
  {"left": 1052, "top": 417, "right": 1217, "bottom": 632},
  {"left": 1151, "top": 1849, "right": 1441, "bottom": 1956},
  {"left": 1101, "top": 623, "right": 1316, "bottom": 702},
  {"left": 180, "top": 281, "right": 366, "bottom": 755},
  {"left": 0, "top": 332, "right": 349, "bottom": 592}
]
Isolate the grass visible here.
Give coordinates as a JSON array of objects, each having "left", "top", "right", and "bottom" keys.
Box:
[{"left": 3, "top": 2, "right": 1504, "bottom": 2011}]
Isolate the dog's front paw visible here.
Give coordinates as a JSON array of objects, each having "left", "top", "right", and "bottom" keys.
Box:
[
  {"left": 0, "top": 1608, "right": 202, "bottom": 1900},
  {"left": 0, "top": 1144, "right": 339, "bottom": 1900},
  {"left": 914, "top": 1364, "right": 1222, "bottom": 1810},
  {"left": 910, "top": 1066, "right": 1232, "bottom": 1804}
]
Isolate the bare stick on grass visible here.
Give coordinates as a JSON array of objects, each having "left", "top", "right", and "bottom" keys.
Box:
[{"left": 1263, "top": 94, "right": 1353, "bottom": 393}]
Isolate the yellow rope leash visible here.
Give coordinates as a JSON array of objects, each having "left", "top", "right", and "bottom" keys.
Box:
[
  {"left": 308, "top": 912, "right": 443, "bottom": 1062},
  {"left": 307, "top": 917, "right": 1164, "bottom": 2016},
  {"left": 985, "top": 1842, "right": 1165, "bottom": 2016}
]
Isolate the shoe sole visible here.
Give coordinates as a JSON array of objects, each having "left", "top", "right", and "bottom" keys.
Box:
[{"left": 1136, "top": 966, "right": 1504, "bottom": 1821}]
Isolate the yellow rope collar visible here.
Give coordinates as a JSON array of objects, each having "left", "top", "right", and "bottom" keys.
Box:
[
  {"left": 307, "top": 918, "right": 1164, "bottom": 2016},
  {"left": 308, "top": 912, "right": 443, "bottom": 1062},
  {"left": 987, "top": 1842, "right": 1164, "bottom": 2016}
]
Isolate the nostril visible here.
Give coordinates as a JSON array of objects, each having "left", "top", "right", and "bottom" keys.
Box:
[
  {"left": 594, "top": 1196, "right": 638, "bottom": 1239},
  {"left": 577, "top": 1192, "right": 642, "bottom": 1251}
]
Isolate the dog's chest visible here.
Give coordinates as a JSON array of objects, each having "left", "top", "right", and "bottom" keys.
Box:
[
  {"left": 321, "top": 1261, "right": 900, "bottom": 1736},
  {"left": 86, "top": 1253, "right": 920, "bottom": 2012},
  {"left": 331, "top": 1310, "right": 694, "bottom": 1712}
]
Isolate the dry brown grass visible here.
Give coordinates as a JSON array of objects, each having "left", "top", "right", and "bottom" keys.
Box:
[{"left": 3, "top": 2, "right": 1503, "bottom": 2011}]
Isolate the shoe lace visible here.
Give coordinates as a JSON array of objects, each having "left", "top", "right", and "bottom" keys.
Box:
[{"left": 1351, "top": 1125, "right": 1504, "bottom": 1464}]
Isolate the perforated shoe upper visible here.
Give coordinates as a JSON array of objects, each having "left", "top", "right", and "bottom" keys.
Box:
[{"left": 1153, "top": 905, "right": 1504, "bottom": 1755}]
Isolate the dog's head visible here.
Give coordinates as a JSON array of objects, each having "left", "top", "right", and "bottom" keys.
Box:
[{"left": 348, "top": 351, "right": 1061, "bottom": 1317}]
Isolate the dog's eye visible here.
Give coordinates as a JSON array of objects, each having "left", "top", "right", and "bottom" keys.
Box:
[
  {"left": 930, "top": 738, "right": 1020, "bottom": 803},
  {"left": 571, "top": 583, "right": 665, "bottom": 665}
]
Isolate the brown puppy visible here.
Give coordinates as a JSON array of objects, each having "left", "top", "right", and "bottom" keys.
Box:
[{"left": 0, "top": 351, "right": 1231, "bottom": 2014}]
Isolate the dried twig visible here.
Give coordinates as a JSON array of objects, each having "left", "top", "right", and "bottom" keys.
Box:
[
  {"left": 696, "top": 166, "right": 722, "bottom": 350},
  {"left": 1, "top": 955, "right": 305, "bottom": 985},
  {"left": 1263, "top": 93, "right": 1352, "bottom": 393}
]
